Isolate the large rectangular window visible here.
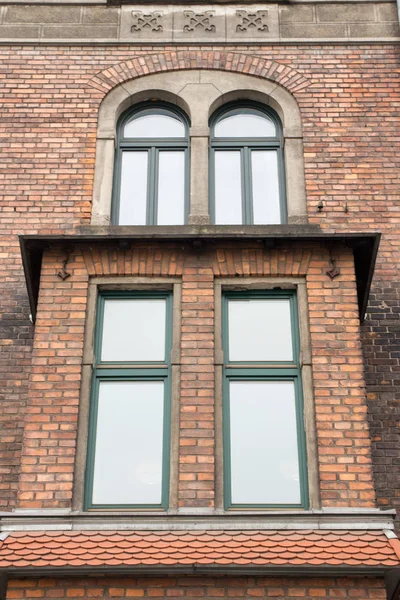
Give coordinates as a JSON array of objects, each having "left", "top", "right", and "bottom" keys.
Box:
[
  {"left": 84, "top": 292, "right": 172, "bottom": 509},
  {"left": 222, "top": 290, "right": 308, "bottom": 509}
]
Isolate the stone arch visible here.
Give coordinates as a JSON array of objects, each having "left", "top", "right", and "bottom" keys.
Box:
[{"left": 89, "top": 51, "right": 310, "bottom": 226}]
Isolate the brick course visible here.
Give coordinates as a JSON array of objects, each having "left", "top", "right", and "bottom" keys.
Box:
[{"left": 5, "top": 576, "right": 387, "bottom": 600}]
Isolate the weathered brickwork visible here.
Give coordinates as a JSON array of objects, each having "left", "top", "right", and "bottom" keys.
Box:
[
  {"left": 15, "top": 243, "right": 374, "bottom": 509},
  {"left": 0, "top": 43, "right": 398, "bottom": 517},
  {"left": 365, "top": 278, "right": 400, "bottom": 513},
  {"left": 5, "top": 575, "right": 387, "bottom": 600}
]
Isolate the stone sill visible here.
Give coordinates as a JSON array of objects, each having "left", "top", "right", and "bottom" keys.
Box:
[
  {"left": 0, "top": 507, "right": 396, "bottom": 533},
  {"left": 76, "top": 223, "right": 322, "bottom": 238}
]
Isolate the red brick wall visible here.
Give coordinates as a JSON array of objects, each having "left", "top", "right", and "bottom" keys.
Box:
[
  {"left": 5, "top": 575, "right": 386, "bottom": 600},
  {"left": 0, "top": 44, "right": 398, "bottom": 511},
  {"left": 16, "top": 242, "right": 374, "bottom": 509}
]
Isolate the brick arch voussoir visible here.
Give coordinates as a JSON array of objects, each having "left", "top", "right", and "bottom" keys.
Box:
[{"left": 88, "top": 51, "right": 311, "bottom": 96}]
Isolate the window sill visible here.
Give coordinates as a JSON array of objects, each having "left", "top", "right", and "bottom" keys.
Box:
[
  {"left": 1, "top": 507, "right": 395, "bottom": 532},
  {"left": 77, "top": 223, "right": 321, "bottom": 239}
]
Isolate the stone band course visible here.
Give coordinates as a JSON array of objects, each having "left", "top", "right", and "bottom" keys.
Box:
[{"left": 0, "top": 3, "right": 397, "bottom": 42}]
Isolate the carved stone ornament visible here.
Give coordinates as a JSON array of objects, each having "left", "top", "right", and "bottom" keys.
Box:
[
  {"left": 236, "top": 10, "right": 269, "bottom": 32},
  {"left": 131, "top": 11, "right": 163, "bottom": 33},
  {"left": 183, "top": 11, "right": 216, "bottom": 32}
]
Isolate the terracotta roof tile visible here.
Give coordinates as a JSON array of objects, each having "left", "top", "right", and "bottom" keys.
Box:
[
  {"left": 389, "top": 537, "right": 400, "bottom": 560},
  {"left": 0, "top": 530, "right": 398, "bottom": 570}
]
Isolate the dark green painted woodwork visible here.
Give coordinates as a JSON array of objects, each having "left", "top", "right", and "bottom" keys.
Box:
[
  {"left": 84, "top": 291, "right": 173, "bottom": 510},
  {"left": 209, "top": 102, "right": 287, "bottom": 225},
  {"left": 111, "top": 103, "right": 190, "bottom": 226},
  {"left": 221, "top": 289, "right": 309, "bottom": 510}
]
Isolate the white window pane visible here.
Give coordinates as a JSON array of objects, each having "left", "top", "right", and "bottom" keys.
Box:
[
  {"left": 118, "top": 152, "right": 148, "bottom": 225},
  {"left": 229, "top": 380, "right": 301, "bottom": 505},
  {"left": 215, "top": 151, "right": 242, "bottom": 225},
  {"left": 92, "top": 381, "right": 164, "bottom": 505},
  {"left": 252, "top": 151, "right": 281, "bottom": 225},
  {"left": 228, "top": 298, "right": 293, "bottom": 362},
  {"left": 215, "top": 113, "right": 276, "bottom": 138},
  {"left": 101, "top": 299, "right": 166, "bottom": 362},
  {"left": 124, "top": 114, "right": 185, "bottom": 138},
  {"left": 157, "top": 151, "right": 185, "bottom": 225}
]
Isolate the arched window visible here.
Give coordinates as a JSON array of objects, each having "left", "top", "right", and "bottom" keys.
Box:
[
  {"left": 210, "top": 104, "right": 285, "bottom": 225},
  {"left": 112, "top": 104, "right": 190, "bottom": 225}
]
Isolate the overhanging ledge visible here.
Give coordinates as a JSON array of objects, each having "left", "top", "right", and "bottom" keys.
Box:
[
  {"left": 0, "top": 564, "right": 393, "bottom": 578},
  {"left": 18, "top": 225, "right": 381, "bottom": 323},
  {"left": 0, "top": 566, "right": 398, "bottom": 600}
]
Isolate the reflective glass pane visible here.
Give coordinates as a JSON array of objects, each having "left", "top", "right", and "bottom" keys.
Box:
[
  {"left": 92, "top": 381, "right": 164, "bottom": 505},
  {"left": 101, "top": 298, "right": 166, "bottom": 362},
  {"left": 124, "top": 114, "right": 185, "bottom": 138},
  {"left": 118, "top": 151, "right": 148, "bottom": 225},
  {"left": 214, "top": 151, "right": 242, "bottom": 225},
  {"left": 251, "top": 151, "right": 281, "bottom": 225},
  {"left": 228, "top": 298, "right": 293, "bottom": 362},
  {"left": 214, "top": 112, "right": 276, "bottom": 138},
  {"left": 229, "top": 380, "right": 301, "bottom": 505},
  {"left": 157, "top": 151, "right": 185, "bottom": 225}
]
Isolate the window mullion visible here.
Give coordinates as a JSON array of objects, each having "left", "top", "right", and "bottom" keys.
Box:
[
  {"left": 240, "top": 148, "right": 247, "bottom": 225},
  {"left": 147, "top": 147, "right": 157, "bottom": 225},
  {"left": 112, "top": 147, "right": 123, "bottom": 225},
  {"left": 243, "top": 147, "right": 253, "bottom": 225},
  {"left": 277, "top": 145, "right": 287, "bottom": 224},
  {"left": 210, "top": 148, "right": 216, "bottom": 224},
  {"left": 184, "top": 147, "right": 190, "bottom": 224}
]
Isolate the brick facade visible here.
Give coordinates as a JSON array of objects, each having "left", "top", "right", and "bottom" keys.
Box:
[
  {"left": 0, "top": 44, "right": 398, "bottom": 513},
  {"left": 0, "top": 21, "right": 399, "bottom": 600}
]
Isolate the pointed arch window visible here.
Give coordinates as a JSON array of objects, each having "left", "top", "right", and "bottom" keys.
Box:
[
  {"left": 210, "top": 104, "right": 286, "bottom": 225},
  {"left": 112, "top": 104, "right": 190, "bottom": 226}
]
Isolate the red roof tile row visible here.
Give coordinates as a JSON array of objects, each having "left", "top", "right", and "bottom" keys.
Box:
[{"left": 0, "top": 530, "right": 399, "bottom": 569}]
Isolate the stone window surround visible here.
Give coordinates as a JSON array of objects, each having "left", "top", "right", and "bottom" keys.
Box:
[
  {"left": 73, "top": 277, "right": 182, "bottom": 511},
  {"left": 91, "top": 70, "right": 307, "bottom": 227},
  {"left": 214, "top": 277, "right": 320, "bottom": 511},
  {"left": 73, "top": 275, "right": 320, "bottom": 513}
]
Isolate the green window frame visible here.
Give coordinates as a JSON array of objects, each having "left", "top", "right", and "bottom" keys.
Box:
[
  {"left": 222, "top": 290, "right": 308, "bottom": 509},
  {"left": 112, "top": 102, "right": 190, "bottom": 226},
  {"left": 210, "top": 102, "right": 286, "bottom": 225},
  {"left": 84, "top": 291, "right": 172, "bottom": 510}
]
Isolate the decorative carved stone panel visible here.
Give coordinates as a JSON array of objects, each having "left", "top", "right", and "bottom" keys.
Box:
[
  {"left": 120, "top": 5, "right": 173, "bottom": 40},
  {"left": 131, "top": 11, "right": 163, "bottom": 33},
  {"left": 226, "top": 4, "right": 279, "bottom": 39},
  {"left": 183, "top": 10, "right": 216, "bottom": 32},
  {"left": 118, "top": 3, "right": 395, "bottom": 44},
  {"left": 236, "top": 10, "right": 269, "bottom": 32},
  {"left": 174, "top": 6, "right": 225, "bottom": 41}
]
